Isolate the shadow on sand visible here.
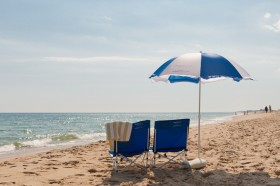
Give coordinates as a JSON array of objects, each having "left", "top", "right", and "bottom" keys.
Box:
[{"left": 101, "top": 167, "right": 280, "bottom": 186}]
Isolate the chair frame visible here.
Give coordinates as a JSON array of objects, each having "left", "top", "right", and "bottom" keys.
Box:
[{"left": 109, "top": 121, "right": 150, "bottom": 172}]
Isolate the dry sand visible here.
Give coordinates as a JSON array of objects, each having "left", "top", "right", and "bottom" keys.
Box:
[{"left": 0, "top": 112, "right": 280, "bottom": 186}]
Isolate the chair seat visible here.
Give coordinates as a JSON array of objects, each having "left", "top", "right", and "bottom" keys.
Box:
[
  {"left": 150, "top": 147, "right": 187, "bottom": 153},
  {"left": 109, "top": 150, "right": 147, "bottom": 157}
]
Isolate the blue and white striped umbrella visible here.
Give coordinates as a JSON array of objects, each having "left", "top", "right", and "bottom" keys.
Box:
[
  {"left": 149, "top": 52, "right": 252, "bottom": 84},
  {"left": 149, "top": 52, "right": 252, "bottom": 164}
]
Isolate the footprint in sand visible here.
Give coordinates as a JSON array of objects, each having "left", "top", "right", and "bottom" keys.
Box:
[
  {"left": 257, "top": 167, "right": 265, "bottom": 171},
  {"left": 62, "top": 160, "right": 79, "bottom": 166},
  {"left": 75, "top": 174, "right": 85, "bottom": 176},
  {"left": 45, "top": 163, "right": 61, "bottom": 166},
  {"left": 107, "top": 179, "right": 120, "bottom": 184},
  {"left": 107, "top": 164, "right": 113, "bottom": 168},
  {"left": 48, "top": 180, "right": 62, "bottom": 184},
  {"left": 0, "top": 182, "right": 16, "bottom": 185},
  {"left": 95, "top": 174, "right": 104, "bottom": 177},
  {"left": 202, "top": 171, "right": 214, "bottom": 177},
  {"left": 23, "top": 171, "right": 40, "bottom": 176},
  {"left": 45, "top": 167, "right": 59, "bottom": 170},
  {"left": 88, "top": 168, "right": 97, "bottom": 173},
  {"left": 1, "top": 161, "right": 14, "bottom": 166}
]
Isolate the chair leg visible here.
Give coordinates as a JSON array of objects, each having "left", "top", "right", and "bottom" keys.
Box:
[
  {"left": 111, "top": 151, "right": 151, "bottom": 172},
  {"left": 141, "top": 152, "right": 146, "bottom": 165},
  {"left": 146, "top": 152, "right": 149, "bottom": 168},
  {"left": 180, "top": 151, "right": 184, "bottom": 162},
  {"left": 156, "top": 151, "right": 185, "bottom": 169},
  {"left": 143, "top": 152, "right": 148, "bottom": 168},
  {"left": 152, "top": 154, "right": 156, "bottom": 167},
  {"left": 118, "top": 153, "right": 148, "bottom": 170},
  {"left": 113, "top": 156, "right": 118, "bottom": 172}
]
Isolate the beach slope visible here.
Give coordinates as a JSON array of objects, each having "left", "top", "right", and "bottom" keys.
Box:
[{"left": 0, "top": 112, "right": 280, "bottom": 185}]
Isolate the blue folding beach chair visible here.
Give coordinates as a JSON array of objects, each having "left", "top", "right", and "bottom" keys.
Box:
[
  {"left": 151, "top": 118, "right": 190, "bottom": 169},
  {"left": 108, "top": 120, "right": 150, "bottom": 172}
]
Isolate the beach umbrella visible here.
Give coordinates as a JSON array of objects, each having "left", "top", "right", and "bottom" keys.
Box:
[{"left": 149, "top": 52, "right": 252, "bottom": 168}]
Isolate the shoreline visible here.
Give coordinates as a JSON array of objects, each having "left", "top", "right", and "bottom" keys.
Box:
[
  {"left": 0, "top": 111, "right": 279, "bottom": 185},
  {"left": 0, "top": 112, "right": 235, "bottom": 158},
  {"left": 0, "top": 111, "right": 267, "bottom": 159}
]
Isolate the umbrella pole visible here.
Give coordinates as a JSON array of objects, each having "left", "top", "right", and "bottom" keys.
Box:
[
  {"left": 188, "top": 78, "right": 206, "bottom": 169},
  {"left": 198, "top": 79, "right": 201, "bottom": 158}
]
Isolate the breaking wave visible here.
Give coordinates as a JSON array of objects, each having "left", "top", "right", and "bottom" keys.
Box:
[{"left": 0, "top": 132, "right": 106, "bottom": 154}]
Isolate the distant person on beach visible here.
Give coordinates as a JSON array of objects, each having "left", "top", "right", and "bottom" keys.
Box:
[
  {"left": 265, "top": 106, "right": 268, "bottom": 113},
  {"left": 269, "top": 105, "right": 272, "bottom": 112}
]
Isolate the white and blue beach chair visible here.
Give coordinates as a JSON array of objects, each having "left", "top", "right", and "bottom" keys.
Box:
[
  {"left": 107, "top": 120, "right": 150, "bottom": 172},
  {"left": 151, "top": 118, "right": 190, "bottom": 169}
]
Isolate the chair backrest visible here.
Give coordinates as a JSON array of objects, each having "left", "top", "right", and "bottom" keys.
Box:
[
  {"left": 153, "top": 119, "right": 190, "bottom": 153},
  {"left": 114, "top": 120, "right": 150, "bottom": 156}
]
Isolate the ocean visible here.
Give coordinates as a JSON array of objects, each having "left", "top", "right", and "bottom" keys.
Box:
[{"left": 0, "top": 112, "right": 234, "bottom": 157}]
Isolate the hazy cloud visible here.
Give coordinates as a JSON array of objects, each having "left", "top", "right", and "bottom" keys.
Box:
[
  {"left": 43, "top": 56, "right": 157, "bottom": 63},
  {"left": 263, "top": 12, "right": 280, "bottom": 33},
  {"left": 264, "top": 19, "right": 280, "bottom": 32},
  {"left": 264, "top": 12, "right": 271, "bottom": 19},
  {"left": 103, "top": 16, "right": 113, "bottom": 21}
]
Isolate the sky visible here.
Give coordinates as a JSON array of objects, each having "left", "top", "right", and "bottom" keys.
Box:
[{"left": 0, "top": 0, "right": 279, "bottom": 113}]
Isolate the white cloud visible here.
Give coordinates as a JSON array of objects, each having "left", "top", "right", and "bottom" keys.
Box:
[
  {"left": 43, "top": 56, "right": 157, "bottom": 63},
  {"left": 264, "top": 12, "right": 271, "bottom": 19},
  {"left": 103, "top": 16, "right": 112, "bottom": 21},
  {"left": 264, "top": 19, "right": 280, "bottom": 32},
  {"left": 262, "top": 12, "right": 280, "bottom": 33}
]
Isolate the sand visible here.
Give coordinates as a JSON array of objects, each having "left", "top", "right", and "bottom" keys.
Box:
[{"left": 0, "top": 112, "right": 280, "bottom": 186}]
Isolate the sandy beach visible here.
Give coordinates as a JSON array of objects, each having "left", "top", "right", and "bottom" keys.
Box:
[{"left": 0, "top": 112, "right": 280, "bottom": 186}]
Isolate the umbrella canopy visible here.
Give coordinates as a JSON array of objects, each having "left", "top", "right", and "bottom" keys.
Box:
[
  {"left": 149, "top": 52, "right": 252, "bottom": 163},
  {"left": 150, "top": 52, "right": 252, "bottom": 84}
]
